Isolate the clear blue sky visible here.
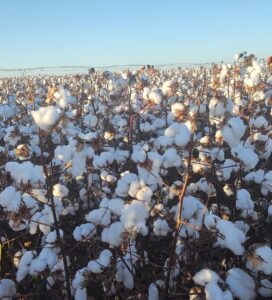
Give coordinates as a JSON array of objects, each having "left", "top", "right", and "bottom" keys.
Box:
[{"left": 0, "top": 0, "right": 271, "bottom": 68}]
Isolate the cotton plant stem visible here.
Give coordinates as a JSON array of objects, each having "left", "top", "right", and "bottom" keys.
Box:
[
  {"left": 163, "top": 172, "right": 190, "bottom": 299},
  {"left": 38, "top": 131, "right": 72, "bottom": 300}
]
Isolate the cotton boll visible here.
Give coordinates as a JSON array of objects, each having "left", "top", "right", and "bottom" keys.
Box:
[
  {"left": 205, "top": 281, "right": 233, "bottom": 300},
  {"left": 45, "top": 231, "right": 57, "bottom": 244},
  {"left": 166, "top": 123, "right": 192, "bottom": 147},
  {"left": 128, "top": 180, "right": 141, "bottom": 198},
  {"left": 246, "top": 245, "right": 272, "bottom": 275},
  {"left": 53, "top": 183, "right": 69, "bottom": 198},
  {"left": 259, "top": 279, "right": 272, "bottom": 298},
  {"left": 252, "top": 116, "right": 268, "bottom": 128},
  {"left": 17, "top": 251, "right": 36, "bottom": 281},
  {"left": 131, "top": 149, "right": 146, "bottom": 163},
  {"left": 0, "top": 279, "right": 16, "bottom": 299},
  {"left": 72, "top": 150, "right": 86, "bottom": 177},
  {"left": 231, "top": 145, "right": 259, "bottom": 170},
  {"left": 215, "top": 219, "right": 246, "bottom": 255},
  {"left": 261, "top": 171, "right": 272, "bottom": 196},
  {"left": 87, "top": 250, "right": 112, "bottom": 273},
  {"left": 120, "top": 200, "right": 149, "bottom": 236},
  {"left": 181, "top": 196, "right": 203, "bottom": 219},
  {"left": 148, "top": 90, "right": 162, "bottom": 105},
  {"left": 108, "top": 198, "right": 124, "bottom": 216},
  {"left": 148, "top": 283, "right": 159, "bottom": 300},
  {"left": 193, "top": 269, "right": 220, "bottom": 286},
  {"left": 73, "top": 223, "right": 96, "bottom": 241},
  {"left": 115, "top": 172, "right": 138, "bottom": 197},
  {"left": 101, "top": 222, "right": 124, "bottom": 247},
  {"left": 244, "top": 169, "right": 265, "bottom": 184},
  {"left": 54, "top": 144, "right": 74, "bottom": 163},
  {"left": 31, "top": 106, "right": 59, "bottom": 132},
  {"left": 123, "top": 266, "right": 134, "bottom": 289},
  {"left": 85, "top": 207, "right": 111, "bottom": 227},
  {"left": 136, "top": 186, "right": 153, "bottom": 202},
  {"left": 162, "top": 80, "right": 176, "bottom": 96},
  {"left": 74, "top": 287, "right": 87, "bottom": 300},
  {"left": 162, "top": 148, "right": 182, "bottom": 168},
  {"left": 221, "top": 117, "right": 246, "bottom": 148},
  {"left": 29, "top": 258, "right": 47, "bottom": 276},
  {"left": 268, "top": 205, "right": 272, "bottom": 216},
  {"left": 0, "top": 186, "right": 21, "bottom": 212},
  {"left": 5, "top": 161, "right": 45, "bottom": 186},
  {"left": 209, "top": 97, "right": 233, "bottom": 122},
  {"left": 236, "top": 189, "right": 254, "bottom": 217},
  {"left": 153, "top": 219, "right": 170, "bottom": 236},
  {"left": 226, "top": 268, "right": 256, "bottom": 300}
]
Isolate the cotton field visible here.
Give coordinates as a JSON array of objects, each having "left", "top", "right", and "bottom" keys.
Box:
[{"left": 0, "top": 54, "right": 271, "bottom": 300}]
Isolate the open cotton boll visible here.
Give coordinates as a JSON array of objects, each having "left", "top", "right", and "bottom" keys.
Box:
[
  {"left": 148, "top": 90, "right": 162, "bottom": 104},
  {"left": 165, "top": 122, "right": 191, "bottom": 147},
  {"left": 244, "top": 169, "right": 265, "bottom": 184},
  {"left": 162, "top": 148, "right": 182, "bottom": 168},
  {"left": 236, "top": 189, "right": 254, "bottom": 217},
  {"left": 31, "top": 106, "right": 59, "bottom": 132},
  {"left": 87, "top": 250, "right": 112, "bottom": 274},
  {"left": 54, "top": 87, "right": 76, "bottom": 109},
  {"left": 17, "top": 251, "right": 36, "bottom": 281},
  {"left": 232, "top": 145, "right": 259, "bottom": 170},
  {"left": 193, "top": 269, "right": 220, "bottom": 286},
  {"left": 115, "top": 172, "right": 138, "bottom": 197},
  {"left": 251, "top": 115, "right": 268, "bottom": 128},
  {"left": 171, "top": 102, "right": 185, "bottom": 114},
  {"left": 0, "top": 279, "right": 17, "bottom": 300},
  {"left": 53, "top": 183, "right": 69, "bottom": 198},
  {"left": 85, "top": 207, "right": 111, "bottom": 227},
  {"left": 226, "top": 268, "right": 256, "bottom": 300},
  {"left": 162, "top": 80, "right": 176, "bottom": 96},
  {"left": 29, "top": 258, "right": 47, "bottom": 276},
  {"left": 148, "top": 283, "right": 159, "bottom": 300},
  {"left": 0, "top": 186, "right": 21, "bottom": 212},
  {"left": 108, "top": 198, "right": 124, "bottom": 216},
  {"left": 120, "top": 200, "right": 149, "bottom": 236},
  {"left": 45, "top": 229, "right": 63, "bottom": 244},
  {"left": 205, "top": 282, "right": 233, "bottom": 300},
  {"left": 268, "top": 205, "right": 272, "bottom": 216},
  {"left": 73, "top": 223, "right": 96, "bottom": 241},
  {"left": 75, "top": 287, "right": 87, "bottom": 300},
  {"left": 131, "top": 149, "right": 146, "bottom": 163},
  {"left": 72, "top": 150, "right": 86, "bottom": 177},
  {"left": 72, "top": 267, "right": 88, "bottom": 290},
  {"left": 182, "top": 196, "right": 203, "bottom": 219},
  {"left": 259, "top": 279, "right": 272, "bottom": 298},
  {"left": 260, "top": 171, "right": 272, "bottom": 196},
  {"left": 101, "top": 222, "right": 124, "bottom": 247},
  {"left": 5, "top": 161, "right": 45, "bottom": 186},
  {"left": 215, "top": 219, "right": 246, "bottom": 255},
  {"left": 209, "top": 97, "right": 233, "bottom": 122},
  {"left": 54, "top": 144, "right": 74, "bottom": 163},
  {"left": 221, "top": 117, "right": 246, "bottom": 148},
  {"left": 246, "top": 245, "right": 272, "bottom": 275},
  {"left": 153, "top": 219, "right": 170, "bottom": 236},
  {"left": 128, "top": 181, "right": 153, "bottom": 202}
]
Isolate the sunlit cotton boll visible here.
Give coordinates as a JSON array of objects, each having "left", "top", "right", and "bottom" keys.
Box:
[{"left": 31, "top": 106, "right": 60, "bottom": 132}]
